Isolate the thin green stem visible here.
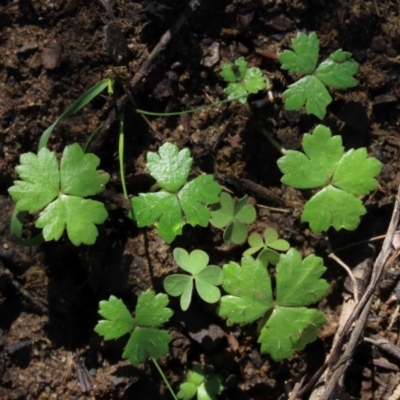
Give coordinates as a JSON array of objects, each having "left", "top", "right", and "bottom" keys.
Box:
[
  {"left": 135, "top": 95, "right": 244, "bottom": 117},
  {"left": 260, "top": 128, "right": 287, "bottom": 155},
  {"left": 83, "top": 123, "right": 103, "bottom": 153},
  {"left": 151, "top": 358, "right": 178, "bottom": 400},
  {"left": 118, "top": 112, "right": 134, "bottom": 219}
]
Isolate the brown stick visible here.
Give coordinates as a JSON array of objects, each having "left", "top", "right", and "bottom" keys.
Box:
[{"left": 87, "top": 0, "right": 202, "bottom": 153}]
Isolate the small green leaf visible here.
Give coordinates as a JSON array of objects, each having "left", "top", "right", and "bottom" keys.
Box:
[
  {"left": 178, "top": 365, "right": 223, "bottom": 400},
  {"left": 163, "top": 248, "right": 223, "bottom": 310},
  {"left": 94, "top": 295, "right": 133, "bottom": 340},
  {"left": 220, "top": 57, "right": 267, "bottom": 103},
  {"left": 276, "top": 249, "right": 330, "bottom": 306},
  {"left": 282, "top": 75, "right": 332, "bottom": 119},
  {"left": 132, "top": 143, "right": 221, "bottom": 243},
  {"left": 316, "top": 50, "right": 358, "bottom": 89},
  {"left": 301, "top": 186, "right": 366, "bottom": 233},
  {"left": 279, "top": 32, "right": 319, "bottom": 74},
  {"left": 210, "top": 193, "right": 256, "bottom": 244},
  {"left": 243, "top": 228, "right": 290, "bottom": 266},
  {"left": 258, "top": 307, "right": 326, "bottom": 361},
  {"left": 218, "top": 256, "right": 273, "bottom": 325},
  {"left": 95, "top": 291, "right": 173, "bottom": 367},
  {"left": 146, "top": 142, "right": 192, "bottom": 193}
]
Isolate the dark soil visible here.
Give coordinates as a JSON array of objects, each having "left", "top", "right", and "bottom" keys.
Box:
[{"left": 1, "top": 0, "right": 400, "bottom": 399}]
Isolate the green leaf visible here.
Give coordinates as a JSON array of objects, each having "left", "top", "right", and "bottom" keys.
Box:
[
  {"left": 279, "top": 32, "right": 359, "bottom": 118},
  {"left": 277, "top": 125, "right": 381, "bottom": 233},
  {"left": 218, "top": 256, "right": 273, "bottom": 325},
  {"left": 146, "top": 142, "right": 192, "bottom": 192},
  {"left": 220, "top": 57, "right": 267, "bottom": 104},
  {"left": 316, "top": 50, "right": 358, "bottom": 89},
  {"left": 95, "top": 291, "right": 173, "bottom": 367},
  {"left": 219, "top": 249, "right": 330, "bottom": 361},
  {"left": 282, "top": 75, "right": 332, "bottom": 119},
  {"left": 123, "top": 327, "right": 172, "bottom": 366},
  {"left": 132, "top": 143, "right": 221, "bottom": 243},
  {"left": 275, "top": 249, "right": 330, "bottom": 306},
  {"left": 163, "top": 248, "right": 223, "bottom": 310},
  {"left": 301, "top": 186, "right": 367, "bottom": 233},
  {"left": 243, "top": 228, "right": 290, "bottom": 266},
  {"left": 94, "top": 295, "right": 134, "bottom": 340},
  {"left": 278, "top": 32, "right": 319, "bottom": 74},
  {"left": 35, "top": 195, "right": 108, "bottom": 245},
  {"left": 210, "top": 193, "right": 256, "bottom": 244},
  {"left": 258, "top": 307, "right": 326, "bottom": 362},
  {"left": 8, "top": 143, "right": 109, "bottom": 245},
  {"left": 178, "top": 365, "right": 223, "bottom": 400}
]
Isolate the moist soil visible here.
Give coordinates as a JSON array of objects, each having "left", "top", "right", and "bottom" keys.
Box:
[{"left": 1, "top": 1, "right": 400, "bottom": 399}]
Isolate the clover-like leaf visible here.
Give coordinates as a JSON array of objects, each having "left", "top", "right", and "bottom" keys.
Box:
[
  {"left": 277, "top": 125, "right": 381, "bottom": 233},
  {"left": 218, "top": 249, "right": 330, "bottom": 361},
  {"left": 8, "top": 144, "right": 109, "bottom": 245},
  {"left": 243, "top": 227, "right": 290, "bottom": 266},
  {"left": 177, "top": 365, "right": 223, "bottom": 400},
  {"left": 209, "top": 193, "right": 256, "bottom": 244},
  {"left": 220, "top": 57, "right": 267, "bottom": 104},
  {"left": 278, "top": 32, "right": 358, "bottom": 119},
  {"left": 94, "top": 291, "right": 173, "bottom": 367},
  {"left": 163, "top": 248, "right": 223, "bottom": 311},
  {"left": 131, "top": 143, "right": 221, "bottom": 243}
]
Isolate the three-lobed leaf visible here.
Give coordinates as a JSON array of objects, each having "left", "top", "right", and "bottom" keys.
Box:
[
  {"left": 132, "top": 143, "right": 221, "bottom": 243},
  {"left": 277, "top": 125, "right": 381, "bottom": 233},
  {"left": 220, "top": 57, "right": 267, "bottom": 104},
  {"left": 8, "top": 144, "right": 109, "bottom": 245},
  {"left": 94, "top": 291, "right": 173, "bottom": 366},
  {"left": 218, "top": 249, "right": 329, "bottom": 361},
  {"left": 279, "top": 32, "right": 358, "bottom": 119}
]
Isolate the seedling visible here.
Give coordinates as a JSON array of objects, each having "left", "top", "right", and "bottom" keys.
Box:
[
  {"left": 220, "top": 56, "right": 268, "bottom": 104},
  {"left": 209, "top": 192, "right": 256, "bottom": 245},
  {"left": 217, "top": 249, "right": 330, "bottom": 361},
  {"left": 131, "top": 142, "right": 222, "bottom": 243},
  {"left": 163, "top": 248, "right": 223, "bottom": 311},
  {"left": 279, "top": 32, "right": 358, "bottom": 119},
  {"left": 177, "top": 364, "right": 223, "bottom": 400},
  {"left": 243, "top": 227, "right": 290, "bottom": 265},
  {"left": 95, "top": 291, "right": 173, "bottom": 366},
  {"left": 8, "top": 144, "right": 109, "bottom": 245},
  {"left": 277, "top": 125, "right": 382, "bottom": 233}
]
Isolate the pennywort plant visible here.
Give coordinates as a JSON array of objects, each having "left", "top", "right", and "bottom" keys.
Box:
[{"left": 278, "top": 32, "right": 359, "bottom": 119}]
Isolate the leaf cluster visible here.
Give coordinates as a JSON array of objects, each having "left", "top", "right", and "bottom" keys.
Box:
[
  {"left": 277, "top": 125, "right": 382, "bottom": 233},
  {"left": 279, "top": 32, "right": 358, "bottom": 119},
  {"left": 94, "top": 291, "right": 173, "bottom": 366},
  {"left": 209, "top": 192, "right": 256, "bottom": 244},
  {"left": 8, "top": 144, "right": 109, "bottom": 245},
  {"left": 217, "top": 249, "right": 330, "bottom": 361},
  {"left": 131, "top": 142, "right": 221, "bottom": 243},
  {"left": 220, "top": 57, "right": 268, "bottom": 104}
]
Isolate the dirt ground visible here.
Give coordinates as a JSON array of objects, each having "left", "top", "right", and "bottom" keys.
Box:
[{"left": 1, "top": 0, "right": 400, "bottom": 399}]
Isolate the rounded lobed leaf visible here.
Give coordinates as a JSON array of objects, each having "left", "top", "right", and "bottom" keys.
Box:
[
  {"left": 163, "top": 274, "right": 192, "bottom": 296},
  {"left": 209, "top": 192, "right": 234, "bottom": 228},
  {"left": 223, "top": 221, "right": 248, "bottom": 245},
  {"left": 173, "top": 248, "right": 209, "bottom": 274}
]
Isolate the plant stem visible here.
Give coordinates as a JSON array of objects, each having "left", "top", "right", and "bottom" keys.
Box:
[
  {"left": 118, "top": 112, "right": 134, "bottom": 219},
  {"left": 260, "top": 127, "right": 287, "bottom": 155},
  {"left": 151, "top": 358, "right": 178, "bottom": 400},
  {"left": 135, "top": 95, "right": 243, "bottom": 117}
]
